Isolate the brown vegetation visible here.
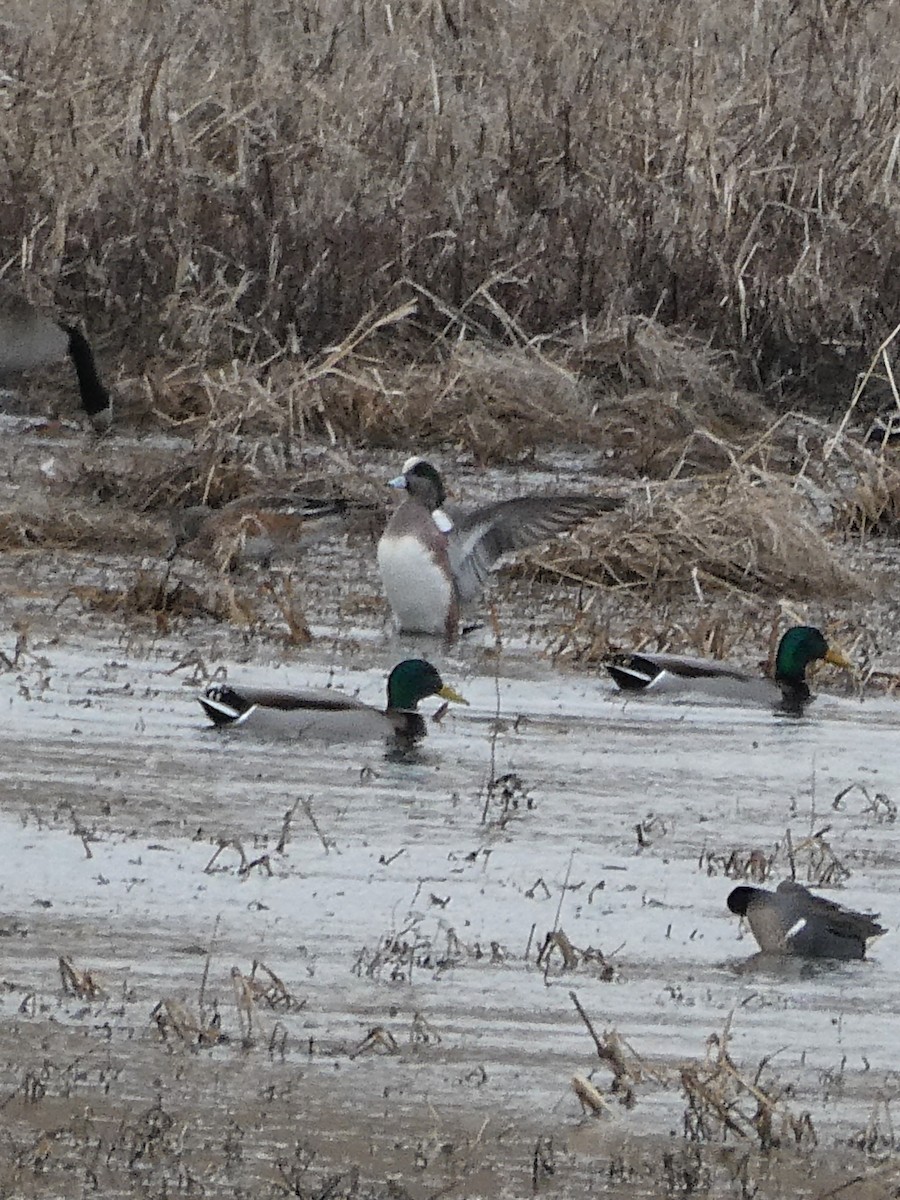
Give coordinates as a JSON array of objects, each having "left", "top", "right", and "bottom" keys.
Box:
[
  {"left": 4, "top": 0, "right": 900, "bottom": 414},
  {"left": 4, "top": 0, "right": 900, "bottom": 620}
]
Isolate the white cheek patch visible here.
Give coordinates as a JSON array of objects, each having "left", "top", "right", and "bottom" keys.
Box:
[
  {"left": 432, "top": 508, "right": 453, "bottom": 533},
  {"left": 784, "top": 917, "right": 807, "bottom": 942}
]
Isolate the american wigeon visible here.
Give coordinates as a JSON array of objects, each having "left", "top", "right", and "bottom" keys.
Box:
[
  {"left": 727, "top": 880, "right": 885, "bottom": 960},
  {"left": 606, "top": 626, "right": 851, "bottom": 713},
  {"left": 198, "top": 658, "right": 467, "bottom": 742},
  {"left": 0, "top": 284, "right": 112, "bottom": 430},
  {"left": 376, "top": 457, "right": 622, "bottom": 639}
]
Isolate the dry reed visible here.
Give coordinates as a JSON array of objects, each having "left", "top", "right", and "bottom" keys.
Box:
[
  {"left": 521, "top": 464, "right": 861, "bottom": 602},
  {"left": 3, "top": 0, "right": 899, "bottom": 428}
]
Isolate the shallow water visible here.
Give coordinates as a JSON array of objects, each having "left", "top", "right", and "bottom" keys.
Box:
[
  {"left": 2, "top": 621, "right": 899, "bottom": 1193},
  {"left": 1, "top": 427, "right": 898, "bottom": 1195}
]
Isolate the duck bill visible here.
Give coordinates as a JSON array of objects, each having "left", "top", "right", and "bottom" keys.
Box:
[
  {"left": 438, "top": 684, "right": 468, "bottom": 705},
  {"left": 824, "top": 647, "right": 852, "bottom": 669},
  {"left": 387, "top": 475, "right": 408, "bottom": 489}
]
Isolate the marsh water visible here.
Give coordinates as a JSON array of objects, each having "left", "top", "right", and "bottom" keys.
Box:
[{"left": 0, "top": 421, "right": 899, "bottom": 1197}]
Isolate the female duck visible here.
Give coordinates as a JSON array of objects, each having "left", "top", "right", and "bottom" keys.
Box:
[
  {"left": 199, "top": 658, "right": 467, "bottom": 742},
  {"left": 605, "top": 625, "right": 850, "bottom": 713}
]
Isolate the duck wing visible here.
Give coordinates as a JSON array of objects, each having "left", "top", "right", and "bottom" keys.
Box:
[
  {"left": 448, "top": 494, "right": 620, "bottom": 604},
  {"left": 173, "top": 494, "right": 372, "bottom": 562},
  {"left": 198, "top": 684, "right": 403, "bottom": 741},
  {"left": 775, "top": 881, "right": 886, "bottom": 942},
  {"left": 199, "top": 684, "right": 370, "bottom": 726},
  {"left": 605, "top": 652, "right": 757, "bottom": 693}
]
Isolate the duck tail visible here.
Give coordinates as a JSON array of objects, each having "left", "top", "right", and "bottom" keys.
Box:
[
  {"left": 198, "top": 685, "right": 254, "bottom": 726},
  {"left": 605, "top": 655, "right": 658, "bottom": 691}
]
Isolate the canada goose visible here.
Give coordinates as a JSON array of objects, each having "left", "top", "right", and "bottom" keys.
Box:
[
  {"left": 377, "top": 457, "right": 623, "bottom": 640},
  {"left": 0, "top": 284, "right": 112, "bottom": 430}
]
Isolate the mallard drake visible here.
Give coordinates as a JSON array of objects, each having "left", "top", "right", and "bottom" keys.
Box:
[
  {"left": 171, "top": 493, "right": 376, "bottom": 569},
  {"left": 605, "top": 625, "right": 851, "bottom": 712},
  {"left": 727, "top": 881, "right": 885, "bottom": 960},
  {"left": 377, "top": 457, "right": 622, "bottom": 639},
  {"left": 198, "top": 658, "right": 467, "bottom": 742},
  {"left": 0, "top": 284, "right": 112, "bottom": 430}
]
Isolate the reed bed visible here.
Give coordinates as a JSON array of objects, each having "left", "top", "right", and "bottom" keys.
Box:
[{"left": 2, "top": 0, "right": 899, "bottom": 426}]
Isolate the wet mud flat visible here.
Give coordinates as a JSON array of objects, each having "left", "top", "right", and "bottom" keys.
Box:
[{"left": 1, "top": 427, "right": 900, "bottom": 1196}]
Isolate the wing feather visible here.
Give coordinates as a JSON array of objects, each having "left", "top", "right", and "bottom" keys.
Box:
[
  {"left": 448, "top": 494, "right": 620, "bottom": 603},
  {"left": 202, "top": 684, "right": 370, "bottom": 714},
  {"left": 775, "top": 881, "right": 885, "bottom": 940}
]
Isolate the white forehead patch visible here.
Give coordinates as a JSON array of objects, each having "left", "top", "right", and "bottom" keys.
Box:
[{"left": 401, "top": 455, "right": 425, "bottom": 473}]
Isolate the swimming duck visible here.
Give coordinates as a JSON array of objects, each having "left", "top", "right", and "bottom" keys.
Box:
[
  {"left": 198, "top": 658, "right": 467, "bottom": 742},
  {"left": 605, "top": 625, "right": 851, "bottom": 713},
  {"left": 0, "top": 284, "right": 112, "bottom": 430},
  {"left": 377, "top": 457, "right": 622, "bottom": 639},
  {"left": 727, "top": 881, "right": 885, "bottom": 960}
]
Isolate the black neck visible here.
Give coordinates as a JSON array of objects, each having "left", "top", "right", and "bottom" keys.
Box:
[
  {"left": 777, "top": 678, "right": 811, "bottom": 716},
  {"left": 66, "top": 326, "right": 111, "bottom": 421},
  {"left": 390, "top": 711, "right": 427, "bottom": 741}
]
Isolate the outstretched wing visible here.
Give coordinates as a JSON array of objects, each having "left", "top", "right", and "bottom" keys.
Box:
[
  {"left": 448, "top": 494, "right": 620, "bottom": 604},
  {"left": 199, "top": 684, "right": 369, "bottom": 727}
]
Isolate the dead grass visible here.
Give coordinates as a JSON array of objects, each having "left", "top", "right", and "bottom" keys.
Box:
[
  {"left": 0, "top": 507, "right": 165, "bottom": 554},
  {"left": 681, "top": 1019, "right": 817, "bottom": 1153},
  {"left": 65, "top": 569, "right": 261, "bottom": 630},
  {"left": 700, "top": 827, "right": 852, "bottom": 890},
  {"left": 58, "top": 956, "right": 103, "bottom": 1001},
  {"left": 4, "top": 0, "right": 900, "bottom": 431},
  {"left": 5, "top": 0, "right": 900, "bottom": 638},
  {"left": 526, "top": 400, "right": 900, "bottom": 609},
  {"left": 569, "top": 996, "right": 819, "bottom": 1159},
  {"left": 132, "top": 314, "right": 767, "bottom": 468},
  {"left": 522, "top": 465, "right": 861, "bottom": 603}
]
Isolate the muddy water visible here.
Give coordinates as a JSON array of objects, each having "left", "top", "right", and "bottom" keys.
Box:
[
  {"left": 1, "top": 614, "right": 899, "bottom": 1195},
  {"left": 0, "top": 428, "right": 899, "bottom": 1196}
]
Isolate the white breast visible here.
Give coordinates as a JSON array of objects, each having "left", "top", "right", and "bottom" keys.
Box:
[{"left": 377, "top": 534, "right": 454, "bottom": 634}]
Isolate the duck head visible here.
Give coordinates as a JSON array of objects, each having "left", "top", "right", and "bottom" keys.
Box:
[
  {"left": 774, "top": 626, "right": 851, "bottom": 687},
  {"left": 388, "top": 458, "right": 447, "bottom": 510},
  {"left": 386, "top": 658, "right": 467, "bottom": 711}
]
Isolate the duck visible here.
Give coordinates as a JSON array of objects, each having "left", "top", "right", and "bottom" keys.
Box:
[
  {"left": 198, "top": 658, "right": 467, "bottom": 742},
  {"left": 376, "top": 457, "right": 623, "bottom": 639},
  {"left": 605, "top": 625, "right": 851, "bottom": 713},
  {"left": 170, "top": 492, "right": 377, "bottom": 569},
  {"left": 0, "top": 284, "right": 112, "bottom": 430},
  {"left": 727, "top": 881, "right": 885, "bottom": 960}
]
